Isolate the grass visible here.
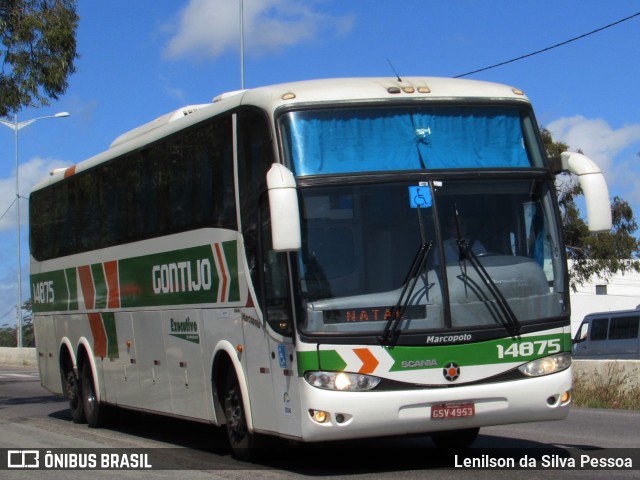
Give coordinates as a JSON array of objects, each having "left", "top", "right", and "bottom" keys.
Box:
[{"left": 572, "top": 363, "right": 640, "bottom": 410}]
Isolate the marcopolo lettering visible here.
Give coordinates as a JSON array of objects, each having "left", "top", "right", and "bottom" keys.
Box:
[
  {"left": 152, "top": 259, "right": 212, "bottom": 294},
  {"left": 426, "top": 334, "right": 473, "bottom": 344}
]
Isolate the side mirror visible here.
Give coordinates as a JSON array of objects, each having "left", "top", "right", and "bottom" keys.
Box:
[
  {"left": 266, "top": 163, "right": 301, "bottom": 251},
  {"left": 553, "top": 151, "right": 612, "bottom": 233}
]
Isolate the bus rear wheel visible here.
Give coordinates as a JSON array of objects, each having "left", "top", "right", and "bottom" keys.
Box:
[
  {"left": 431, "top": 427, "right": 480, "bottom": 449},
  {"left": 81, "top": 362, "right": 111, "bottom": 428},
  {"left": 64, "top": 369, "right": 86, "bottom": 424}
]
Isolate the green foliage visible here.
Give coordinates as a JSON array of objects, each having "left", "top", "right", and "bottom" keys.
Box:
[
  {"left": 0, "top": 298, "right": 33, "bottom": 347},
  {"left": 541, "top": 127, "right": 640, "bottom": 291},
  {"left": 0, "top": 0, "right": 79, "bottom": 117}
]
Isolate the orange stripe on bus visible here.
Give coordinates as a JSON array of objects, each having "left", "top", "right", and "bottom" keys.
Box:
[
  {"left": 64, "top": 165, "right": 76, "bottom": 178},
  {"left": 78, "top": 265, "right": 95, "bottom": 310},
  {"left": 88, "top": 313, "right": 107, "bottom": 358},
  {"left": 214, "top": 243, "right": 228, "bottom": 302}
]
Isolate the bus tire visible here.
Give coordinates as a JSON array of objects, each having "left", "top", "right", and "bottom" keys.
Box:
[
  {"left": 81, "top": 362, "right": 111, "bottom": 428},
  {"left": 64, "top": 369, "right": 86, "bottom": 424},
  {"left": 431, "top": 427, "right": 480, "bottom": 449},
  {"left": 222, "top": 371, "right": 257, "bottom": 460}
]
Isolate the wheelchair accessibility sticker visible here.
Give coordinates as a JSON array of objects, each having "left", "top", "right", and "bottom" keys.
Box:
[{"left": 409, "top": 184, "right": 432, "bottom": 209}]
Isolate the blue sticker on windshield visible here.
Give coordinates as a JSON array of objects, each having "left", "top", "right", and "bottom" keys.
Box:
[{"left": 409, "top": 185, "right": 432, "bottom": 208}]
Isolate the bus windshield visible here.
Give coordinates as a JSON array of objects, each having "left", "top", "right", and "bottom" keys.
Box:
[
  {"left": 294, "top": 179, "right": 565, "bottom": 337},
  {"left": 280, "top": 106, "right": 565, "bottom": 339}
]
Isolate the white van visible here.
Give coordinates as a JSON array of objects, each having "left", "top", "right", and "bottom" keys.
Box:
[{"left": 573, "top": 308, "right": 640, "bottom": 359}]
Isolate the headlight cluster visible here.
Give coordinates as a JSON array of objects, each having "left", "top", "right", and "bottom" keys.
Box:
[
  {"left": 518, "top": 352, "right": 571, "bottom": 377},
  {"left": 304, "top": 371, "right": 381, "bottom": 391}
]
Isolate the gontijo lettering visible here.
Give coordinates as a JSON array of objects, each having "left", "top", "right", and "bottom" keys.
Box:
[{"left": 152, "top": 259, "right": 212, "bottom": 294}]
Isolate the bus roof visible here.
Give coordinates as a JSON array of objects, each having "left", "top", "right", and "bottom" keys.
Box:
[{"left": 32, "top": 77, "right": 530, "bottom": 192}]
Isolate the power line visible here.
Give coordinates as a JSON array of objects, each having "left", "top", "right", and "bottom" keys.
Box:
[{"left": 456, "top": 11, "right": 640, "bottom": 78}]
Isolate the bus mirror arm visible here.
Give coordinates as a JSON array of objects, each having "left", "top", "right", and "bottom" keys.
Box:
[
  {"left": 267, "top": 163, "right": 302, "bottom": 251},
  {"left": 553, "top": 151, "right": 612, "bottom": 233}
]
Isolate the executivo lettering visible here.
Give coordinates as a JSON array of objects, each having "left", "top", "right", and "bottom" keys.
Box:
[
  {"left": 170, "top": 317, "right": 198, "bottom": 333},
  {"left": 152, "top": 259, "right": 212, "bottom": 294},
  {"left": 169, "top": 317, "right": 199, "bottom": 344}
]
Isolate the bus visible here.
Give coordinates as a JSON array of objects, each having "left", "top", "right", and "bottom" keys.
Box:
[{"left": 30, "top": 77, "right": 612, "bottom": 458}]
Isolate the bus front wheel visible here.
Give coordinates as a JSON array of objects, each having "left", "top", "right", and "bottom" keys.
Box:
[{"left": 222, "top": 372, "right": 257, "bottom": 460}]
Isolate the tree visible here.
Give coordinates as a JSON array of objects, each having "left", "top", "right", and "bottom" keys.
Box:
[
  {"left": 0, "top": 0, "right": 78, "bottom": 117},
  {"left": 0, "top": 298, "right": 33, "bottom": 347},
  {"left": 541, "top": 128, "right": 640, "bottom": 291}
]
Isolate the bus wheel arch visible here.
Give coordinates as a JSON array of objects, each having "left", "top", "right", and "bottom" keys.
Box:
[{"left": 211, "top": 345, "right": 258, "bottom": 460}]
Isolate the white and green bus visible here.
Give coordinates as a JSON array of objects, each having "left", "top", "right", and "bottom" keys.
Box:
[{"left": 30, "top": 77, "right": 611, "bottom": 458}]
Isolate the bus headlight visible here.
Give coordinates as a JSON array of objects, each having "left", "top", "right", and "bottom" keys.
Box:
[
  {"left": 518, "top": 352, "right": 571, "bottom": 377},
  {"left": 304, "top": 371, "right": 381, "bottom": 391}
]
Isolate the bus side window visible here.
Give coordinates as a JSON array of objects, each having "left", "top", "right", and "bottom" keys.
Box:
[{"left": 238, "top": 108, "right": 293, "bottom": 336}]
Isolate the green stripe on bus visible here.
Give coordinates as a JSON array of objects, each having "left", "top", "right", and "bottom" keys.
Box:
[
  {"left": 222, "top": 240, "right": 240, "bottom": 302},
  {"left": 296, "top": 349, "right": 348, "bottom": 375},
  {"left": 91, "top": 263, "right": 108, "bottom": 310},
  {"left": 296, "top": 333, "right": 571, "bottom": 375},
  {"left": 31, "top": 240, "right": 241, "bottom": 312},
  {"left": 101, "top": 312, "right": 119, "bottom": 358},
  {"left": 65, "top": 267, "right": 79, "bottom": 310},
  {"left": 386, "top": 333, "right": 571, "bottom": 371}
]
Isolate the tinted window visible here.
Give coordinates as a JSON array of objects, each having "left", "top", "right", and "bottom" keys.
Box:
[
  {"left": 590, "top": 318, "right": 609, "bottom": 341},
  {"left": 609, "top": 316, "right": 639, "bottom": 340},
  {"left": 30, "top": 115, "right": 235, "bottom": 260}
]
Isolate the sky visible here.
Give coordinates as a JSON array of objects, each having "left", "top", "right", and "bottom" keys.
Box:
[{"left": 0, "top": 0, "right": 639, "bottom": 329}]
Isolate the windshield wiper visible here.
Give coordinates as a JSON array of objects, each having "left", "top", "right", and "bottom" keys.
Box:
[
  {"left": 380, "top": 204, "right": 433, "bottom": 345},
  {"left": 452, "top": 217, "right": 521, "bottom": 337}
]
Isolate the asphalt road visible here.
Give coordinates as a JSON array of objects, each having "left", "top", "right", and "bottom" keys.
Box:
[{"left": 1, "top": 365, "right": 638, "bottom": 479}]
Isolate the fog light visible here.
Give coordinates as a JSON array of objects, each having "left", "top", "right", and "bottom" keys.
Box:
[
  {"left": 309, "top": 409, "right": 329, "bottom": 423},
  {"left": 561, "top": 390, "right": 571, "bottom": 403}
]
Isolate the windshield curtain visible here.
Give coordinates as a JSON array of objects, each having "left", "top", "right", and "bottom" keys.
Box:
[
  {"left": 295, "top": 179, "right": 566, "bottom": 337},
  {"left": 282, "top": 106, "right": 536, "bottom": 176}
]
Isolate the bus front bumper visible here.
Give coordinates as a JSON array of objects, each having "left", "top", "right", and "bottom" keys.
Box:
[{"left": 299, "top": 367, "right": 572, "bottom": 442}]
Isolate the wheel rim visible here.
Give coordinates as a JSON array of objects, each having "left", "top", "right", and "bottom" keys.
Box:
[
  {"left": 83, "top": 367, "right": 96, "bottom": 415},
  {"left": 66, "top": 372, "right": 79, "bottom": 407},
  {"left": 224, "top": 382, "right": 247, "bottom": 446}
]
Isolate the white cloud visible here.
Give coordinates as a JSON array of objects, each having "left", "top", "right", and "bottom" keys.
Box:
[
  {"left": 0, "top": 156, "right": 71, "bottom": 232},
  {"left": 164, "top": 0, "right": 354, "bottom": 60},
  {"left": 547, "top": 116, "right": 640, "bottom": 212},
  {"left": 546, "top": 116, "right": 640, "bottom": 179}
]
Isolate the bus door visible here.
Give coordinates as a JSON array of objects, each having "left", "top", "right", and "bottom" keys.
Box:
[{"left": 240, "top": 250, "right": 300, "bottom": 438}]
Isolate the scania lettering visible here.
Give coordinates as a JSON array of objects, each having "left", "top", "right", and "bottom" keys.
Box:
[{"left": 30, "top": 77, "right": 612, "bottom": 460}]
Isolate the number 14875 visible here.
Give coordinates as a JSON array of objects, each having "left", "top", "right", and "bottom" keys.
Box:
[{"left": 496, "top": 339, "right": 561, "bottom": 359}]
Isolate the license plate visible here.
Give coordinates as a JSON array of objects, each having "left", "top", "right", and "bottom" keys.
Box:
[{"left": 431, "top": 403, "right": 475, "bottom": 420}]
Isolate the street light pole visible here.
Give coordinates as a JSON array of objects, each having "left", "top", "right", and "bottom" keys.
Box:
[{"left": 0, "top": 111, "right": 69, "bottom": 348}]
